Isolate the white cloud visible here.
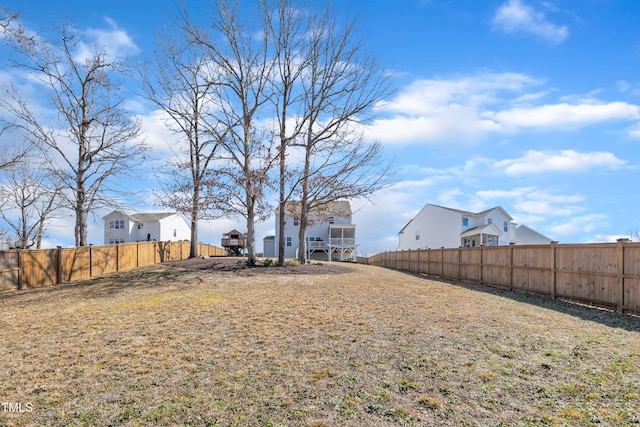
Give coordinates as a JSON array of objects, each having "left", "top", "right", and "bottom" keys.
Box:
[
  {"left": 492, "top": 0, "right": 569, "bottom": 43},
  {"left": 367, "top": 72, "right": 640, "bottom": 145},
  {"left": 548, "top": 214, "right": 608, "bottom": 236},
  {"left": 486, "top": 102, "right": 640, "bottom": 131},
  {"left": 75, "top": 18, "right": 139, "bottom": 63},
  {"left": 495, "top": 150, "right": 627, "bottom": 175},
  {"left": 367, "top": 72, "right": 542, "bottom": 144}
]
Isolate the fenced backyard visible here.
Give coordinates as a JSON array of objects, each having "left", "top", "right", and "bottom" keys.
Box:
[
  {"left": 0, "top": 241, "right": 226, "bottom": 293},
  {"left": 362, "top": 240, "right": 640, "bottom": 316}
]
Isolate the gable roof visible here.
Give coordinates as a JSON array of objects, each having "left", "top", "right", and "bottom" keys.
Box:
[
  {"left": 282, "top": 200, "right": 352, "bottom": 218},
  {"left": 129, "top": 212, "right": 176, "bottom": 222},
  {"left": 516, "top": 224, "right": 554, "bottom": 243},
  {"left": 102, "top": 210, "right": 178, "bottom": 222},
  {"left": 460, "top": 223, "right": 503, "bottom": 239}
]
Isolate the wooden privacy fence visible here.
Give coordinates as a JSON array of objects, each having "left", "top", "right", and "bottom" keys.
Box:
[
  {"left": 362, "top": 240, "right": 640, "bottom": 316},
  {"left": 0, "top": 241, "right": 226, "bottom": 293}
]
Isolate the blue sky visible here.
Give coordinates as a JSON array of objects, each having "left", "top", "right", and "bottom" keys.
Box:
[{"left": 2, "top": 0, "right": 640, "bottom": 253}]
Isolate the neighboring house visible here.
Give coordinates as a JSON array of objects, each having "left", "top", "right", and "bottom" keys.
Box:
[
  {"left": 103, "top": 210, "right": 190, "bottom": 245},
  {"left": 514, "top": 225, "right": 555, "bottom": 245},
  {"left": 398, "top": 204, "right": 517, "bottom": 250},
  {"left": 398, "top": 203, "right": 554, "bottom": 250},
  {"left": 264, "top": 200, "right": 356, "bottom": 261}
]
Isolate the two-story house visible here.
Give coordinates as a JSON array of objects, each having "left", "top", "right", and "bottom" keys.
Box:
[
  {"left": 398, "top": 204, "right": 517, "bottom": 250},
  {"left": 103, "top": 210, "right": 190, "bottom": 245},
  {"left": 263, "top": 200, "right": 356, "bottom": 261}
]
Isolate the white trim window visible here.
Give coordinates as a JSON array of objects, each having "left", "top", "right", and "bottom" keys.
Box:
[{"left": 109, "top": 219, "right": 125, "bottom": 229}]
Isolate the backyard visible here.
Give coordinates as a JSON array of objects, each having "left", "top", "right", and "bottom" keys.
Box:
[{"left": 1, "top": 259, "right": 639, "bottom": 426}]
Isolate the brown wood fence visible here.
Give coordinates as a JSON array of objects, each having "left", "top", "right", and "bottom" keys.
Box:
[
  {"left": 361, "top": 240, "right": 640, "bottom": 316},
  {"left": 0, "top": 241, "right": 226, "bottom": 293}
]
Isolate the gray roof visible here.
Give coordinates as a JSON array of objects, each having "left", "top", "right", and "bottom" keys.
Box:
[
  {"left": 129, "top": 212, "right": 177, "bottom": 222},
  {"left": 103, "top": 210, "right": 178, "bottom": 222},
  {"left": 282, "top": 200, "right": 352, "bottom": 218}
]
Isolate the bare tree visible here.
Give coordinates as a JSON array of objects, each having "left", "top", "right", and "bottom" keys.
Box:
[
  {"left": 0, "top": 7, "right": 31, "bottom": 170},
  {"left": 265, "top": 0, "right": 312, "bottom": 266},
  {"left": 140, "top": 24, "right": 226, "bottom": 258},
  {"left": 179, "top": 0, "right": 275, "bottom": 265},
  {"left": 0, "top": 22, "right": 146, "bottom": 246},
  {"left": 292, "top": 3, "right": 393, "bottom": 264},
  {"left": 0, "top": 162, "right": 63, "bottom": 248}
]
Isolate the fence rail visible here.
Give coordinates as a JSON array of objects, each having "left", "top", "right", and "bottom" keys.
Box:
[
  {"left": 0, "top": 241, "right": 226, "bottom": 293},
  {"left": 361, "top": 240, "right": 640, "bottom": 316}
]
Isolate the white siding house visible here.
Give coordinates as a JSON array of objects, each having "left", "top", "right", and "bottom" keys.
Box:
[
  {"left": 265, "top": 200, "right": 356, "bottom": 261},
  {"left": 398, "top": 204, "right": 517, "bottom": 250},
  {"left": 103, "top": 211, "right": 190, "bottom": 245}
]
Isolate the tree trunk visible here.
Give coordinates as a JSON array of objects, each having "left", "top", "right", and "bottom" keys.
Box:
[
  {"left": 277, "top": 201, "right": 286, "bottom": 265},
  {"left": 190, "top": 188, "right": 199, "bottom": 258},
  {"left": 298, "top": 201, "right": 309, "bottom": 264},
  {"left": 246, "top": 201, "right": 256, "bottom": 266},
  {"left": 297, "top": 134, "right": 313, "bottom": 264},
  {"left": 190, "top": 216, "right": 198, "bottom": 258},
  {"left": 75, "top": 186, "right": 88, "bottom": 247}
]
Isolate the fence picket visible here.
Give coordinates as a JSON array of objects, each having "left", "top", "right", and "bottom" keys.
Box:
[
  {"left": 363, "top": 241, "right": 640, "bottom": 316},
  {"left": 0, "top": 241, "right": 225, "bottom": 293}
]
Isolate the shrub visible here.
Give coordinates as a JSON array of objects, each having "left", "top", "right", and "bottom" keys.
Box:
[
  {"left": 285, "top": 258, "right": 300, "bottom": 266},
  {"left": 263, "top": 258, "right": 274, "bottom": 267}
]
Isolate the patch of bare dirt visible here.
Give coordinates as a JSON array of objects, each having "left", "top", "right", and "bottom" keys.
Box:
[{"left": 164, "top": 256, "right": 355, "bottom": 274}]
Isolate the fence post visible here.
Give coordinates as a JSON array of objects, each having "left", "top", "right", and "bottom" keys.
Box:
[
  {"left": 89, "top": 244, "right": 93, "bottom": 278},
  {"left": 616, "top": 238, "right": 627, "bottom": 314},
  {"left": 57, "top": 246, "right": 63, "bottom": 284},
  {"left": 480, "top": 246, "right": 484, "bottom": 284},
  {"left": 550, "top": 242, "right": 557, "bottom": 299},
  {"left": 17, "top": 249, "right": 23, "bottom": 291},
  {"left": 509, "top": 243, "right": 514, "bottom": 291}
]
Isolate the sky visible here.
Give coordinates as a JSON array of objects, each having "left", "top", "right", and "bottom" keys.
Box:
[{"left": 2, "top": 0, "right": 640, "bottom": 253}]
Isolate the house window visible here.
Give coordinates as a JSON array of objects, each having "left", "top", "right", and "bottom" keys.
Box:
[
  {"left": 293, "top": 219, "right": 299, "bottom": 226},
  {"left": 286, "top": 237, "right": 292, "bottom": 247},
  {"left": 173, "top": 229, "right": 177, "bottom": 237},
  {"left": 462, "top": 217, "right": 468, "bottom": 227},
  {"left": 487, "top": 218, "right": 492, "bottom": 224},
  {"left": 503, "top": 221, "right": 508, "bottom": 232},
  {"left": 415, "top": 230, "right": 420, "bottom": 240},
  {"left": 109, "top": 219, "right": 125, "bottom": 229},
  {"left": 109, "top": 238, "right": 125, "bottom": 244},
  {"left": 329, "top": 216, "right": 335, "bottom": 224}
]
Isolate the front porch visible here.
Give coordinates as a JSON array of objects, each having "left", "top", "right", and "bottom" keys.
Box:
[{"left": 460, "top": 223, "right": 502, "bottom": 248}]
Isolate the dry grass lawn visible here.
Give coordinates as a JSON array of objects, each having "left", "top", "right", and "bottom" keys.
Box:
[{"left": 1, "top": 260, "right": 639, "bottom": 426}]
